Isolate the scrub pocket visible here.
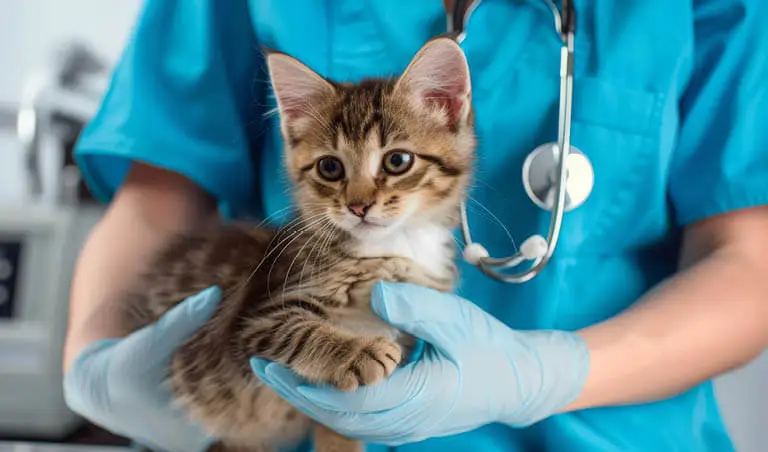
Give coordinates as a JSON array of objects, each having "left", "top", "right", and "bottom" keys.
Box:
[
  {"left": 545, "top": 79, "right": 671, "bottom": 330},
  {"left": 558, "top": 77, "right": 666, "bottom": 255}
]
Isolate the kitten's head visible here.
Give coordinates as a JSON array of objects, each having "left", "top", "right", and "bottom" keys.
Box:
[{"left": 267, "top": 37, "right": 475, "bottom": 240}]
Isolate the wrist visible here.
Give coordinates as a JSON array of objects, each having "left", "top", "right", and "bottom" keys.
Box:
[
  {"left": 498, "top": 330, "right": 590, "bottom": 427},
  {"left": 560, "top": 320, "right": 646, "bottom": 412}
]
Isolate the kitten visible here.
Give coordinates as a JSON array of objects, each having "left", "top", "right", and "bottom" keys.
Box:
[{"left": 124, "top": 37, "right": 476, "bottom": 452}]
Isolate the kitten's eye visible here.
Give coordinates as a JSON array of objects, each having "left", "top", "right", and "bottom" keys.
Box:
[
  {"left": 382, "top": 150, "right": 414, "bottom": 175},
  {"left": 316, "top": 156, "right": 345, "bottom": 181}
]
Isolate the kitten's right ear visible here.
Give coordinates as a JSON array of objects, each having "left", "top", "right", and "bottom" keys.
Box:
[
  {"left": 266, "top": 53, "right": 335, "bottom": 125},
  {"left": 395, "top": 37, "right": 471, "bottom": 130}
]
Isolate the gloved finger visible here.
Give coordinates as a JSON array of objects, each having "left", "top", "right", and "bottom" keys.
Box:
[
  {"left": 297, "top": 380, "right": 444, "bottom": 447},
  {"left": 250, "top": 357, "right": 273, "bottom": 379},
  {"left": 251, "top": 359, "right": 355, "bottom": 423},
  {"left": 370, "top": 282, "right": 475, "bottom": 349},
  {"left": 295, "top": 355, "right": 433, "bottom": 414},
  {"left": 250, "top": 358, "right": 314, "bottom": 405},
  {"left": 252, "top": 359, "right": 434, "bottom": 443},
  {"left": 123, "top": 286, "right": 221, "bottom": 366},
  {"left": 63, "top": 339, "right": 121, "bottom": 416},
  {"left": 252, "top": 355, "right": 416, "bottom": 415}
]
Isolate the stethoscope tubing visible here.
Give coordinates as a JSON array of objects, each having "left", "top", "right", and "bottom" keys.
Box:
[{"left": 455, "top": 0, "right": 577, "bottom": 283}]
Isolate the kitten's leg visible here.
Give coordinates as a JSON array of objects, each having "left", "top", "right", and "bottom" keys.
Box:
[
  {"left": 378, "top": 257, "right": 456, "bottom": 292},
  {"left": 240, "top": 297, "right": 402, "bottom": 391},
  {"left": 341, "top": 257, "right": 455, "bottom": 298},
  {"left": 314, "top": 423, "right": 363, "bottom": 452},
  {"left": 206, "top": 441, "right": 272, "bottom": 452},
  {"left": 340, "top": 257, "right": 455, "bottom": 361}
]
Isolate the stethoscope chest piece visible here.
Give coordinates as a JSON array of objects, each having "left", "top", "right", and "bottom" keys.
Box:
[{"left": 522, "top": 142, "right": 594, "bottom": 212}]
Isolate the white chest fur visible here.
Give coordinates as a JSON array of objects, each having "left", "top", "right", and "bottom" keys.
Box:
[
  {"left": 335, "top": 224, "right": 455, "bottom": 348},
  {"left": 351, "top": 224, "right": 455, "bottom": 281}
]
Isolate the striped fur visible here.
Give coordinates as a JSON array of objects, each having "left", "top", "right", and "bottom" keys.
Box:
[{"left": 123, "top": 37, "right": 475, "bottom": 452}]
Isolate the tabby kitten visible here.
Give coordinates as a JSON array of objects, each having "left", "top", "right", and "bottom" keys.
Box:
[{"left": 124, "top": 37, "right": 476, "bottom": 452}]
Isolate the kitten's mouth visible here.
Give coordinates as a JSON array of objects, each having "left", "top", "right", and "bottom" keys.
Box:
[
  {"left": 336, "top": 212, "right": 404, "bottom": 237},
  {"left": 355, "top": 219, "right": 387, "bottom": 230},
  {"left": 347, "top": 217, "right": 394, "bottom": 235}
]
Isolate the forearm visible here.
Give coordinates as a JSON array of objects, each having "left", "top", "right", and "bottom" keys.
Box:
[
  {"left": 565, "top": 240, "right": 768, "bottom": 411},
  {"left": 63, "top": 163, "right": 217, "bottom": 372}
]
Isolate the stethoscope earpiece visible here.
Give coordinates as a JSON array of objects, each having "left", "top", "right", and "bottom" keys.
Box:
[
  {"left": 520, "top": 235, "right": 548, "bottom": 260},
  {"left": 462, "top": 242, "right": 490, "bottom": 265}
]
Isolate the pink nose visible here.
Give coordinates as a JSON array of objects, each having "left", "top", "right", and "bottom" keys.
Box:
[{"left": 347, "top": 202, "right": 373, "bottom": 218}]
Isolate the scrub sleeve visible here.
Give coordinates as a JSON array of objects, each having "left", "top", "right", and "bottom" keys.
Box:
[
  {"left": 74, "top": 0, "right": 266, "bottom": 215},
  {"left": 670, "top": 1, "right": 768, "bottom": 224}
]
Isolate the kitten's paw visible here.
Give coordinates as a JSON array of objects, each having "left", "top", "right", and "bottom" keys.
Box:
[{"left": 332, "top": 337, "right": 402, "bottom": 391}]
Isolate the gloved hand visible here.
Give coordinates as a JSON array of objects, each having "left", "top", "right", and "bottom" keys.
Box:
[
  {"left": 252, "top": 282, "right": 590, "bottom": 446},
  {"left": 63, "top": 286, "right": 222, "bottom": 452}
]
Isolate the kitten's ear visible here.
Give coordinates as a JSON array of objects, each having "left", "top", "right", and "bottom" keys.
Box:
[
  {"left": 395, "top": 37, "right": 471, "bottom": 129},
  {"left": 267, "top": 53, "right": 335, "bottom": 125}
]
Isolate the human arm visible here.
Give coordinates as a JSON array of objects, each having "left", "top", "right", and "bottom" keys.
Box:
[
  {"left": 62, "top": 0, "right": 266, "bottom": 449},
  {"left": 63, "top": 163, "right": 217, "bottom": 372},
  {"left": 566, "top": 205, "right": 768, "bottom": 411},
  {"left": 64, "top": 0, "right": 263, "bottom": 365},
  {"left": 62, "top": 164, "right": 227, "bottom": 452},
  {"left": 566, "top": 0, "right": 768, "bottom": 410}
]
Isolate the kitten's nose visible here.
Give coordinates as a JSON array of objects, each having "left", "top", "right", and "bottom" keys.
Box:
[{"left": 347, "top": 202, "right": 373, "bottom": 218}]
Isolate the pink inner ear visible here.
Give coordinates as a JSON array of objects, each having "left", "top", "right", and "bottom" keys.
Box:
[
  {"left": 279, "top": 96, "right": 311, "bottom": 121},
  {"left": 401, "top": 40, "right": 470, "bottom": 129},
  {"left": 423, "top": 89, "right": 465, "bottom": 131},
  {"left": 269, "top": 55, "right": 334, "bottom": 124}
]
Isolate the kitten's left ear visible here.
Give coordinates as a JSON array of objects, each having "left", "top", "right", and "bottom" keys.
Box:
[
  {"left": 395, "top": 37, "right": 471, "bottom": 129},
  {"left": 267, "top": 52, "right": 336, "bottom": 128}
]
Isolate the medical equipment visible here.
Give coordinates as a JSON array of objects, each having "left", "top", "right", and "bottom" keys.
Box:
[
  {"left": 0, "top": 441, "right": 131, "bottom": 452},
  {"left": 18, "top": 42, "right": 107, "bottom": 206},
  {"left": 0, "top": 42, "right": 107, "bottom": 440},
  {"left": 0, "top": 205, "right": 102, "bottom": 439},
  {"left": 453, "top": 0, "right": 595, "bottom": 283}
]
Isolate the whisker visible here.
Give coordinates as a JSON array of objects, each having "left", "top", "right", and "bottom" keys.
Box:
[
  {"left": 265, "top": 215, "right": 330, "bottom": 301},
  {"left": 254, "top": 204, "right": 325, "bottom": 228},
  {"left": 253, "top": 207, "right": 294, "bottom": 229},
  {"left": 467, "top": 196, "right": 518, "bottom": 252},
  {"left": 281, "top": 219, "right": 333, "bottom": 297},
  {"left": 231, "top": 212, "right": 329, "bottom": 297},
  {"left": 297, "top": 221, "right": 335, "bottom": 291}
]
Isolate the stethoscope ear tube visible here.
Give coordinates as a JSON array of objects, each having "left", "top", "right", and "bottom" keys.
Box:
[
  {"left": 450, "top": 0, "right": 473, "bottom": 34},
  {"left": 458, "top": 1, "right": 581, "bottom": 283}
]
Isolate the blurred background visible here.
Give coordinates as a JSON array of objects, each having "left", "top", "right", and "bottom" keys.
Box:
[
  {"left": 0, "top": 1, "right": 140, "bottom": 450},
  {"left": 0, "top": 1, "right": 765, "bottom": 451}
]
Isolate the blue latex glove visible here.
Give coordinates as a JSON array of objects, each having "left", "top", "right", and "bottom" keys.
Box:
[
  {"left": 252, "top": 282, "right": 590, "bottom": 446},
  {"left": 63, "top": 286, "right": 222, "bottom": 452}
]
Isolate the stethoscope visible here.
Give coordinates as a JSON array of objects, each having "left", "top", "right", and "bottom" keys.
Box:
[{"left": 451, "top": 0, "right": 595, "bottom": 283}]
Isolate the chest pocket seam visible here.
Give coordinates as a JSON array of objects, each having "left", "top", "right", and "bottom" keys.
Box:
[
  {"left": 570, "top": 77, "right": 666, "bottom": 137},
  {"left": 514, "top": 62, "right": 669, "bottom": 255},
  {"left": 570, "top": 79, "right": 666, "bottom": 254}
]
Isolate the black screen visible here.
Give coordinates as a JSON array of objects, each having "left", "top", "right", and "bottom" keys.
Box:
[{"left": 0, "top": 240, "right": 23, "bottom": 319}]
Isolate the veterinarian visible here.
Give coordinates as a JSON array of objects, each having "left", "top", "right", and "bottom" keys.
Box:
[{"left": 62, "top": 1, "right": 768, "bottom": 451}]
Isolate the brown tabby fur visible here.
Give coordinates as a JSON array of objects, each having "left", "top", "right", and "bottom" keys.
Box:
[{"left": 123, "top": 37, "right": 476, "bottom": 452}]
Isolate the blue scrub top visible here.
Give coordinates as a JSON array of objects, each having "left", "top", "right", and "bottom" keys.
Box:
[{"left": 75, "top": 1, "right": 768, "bottom": 451}]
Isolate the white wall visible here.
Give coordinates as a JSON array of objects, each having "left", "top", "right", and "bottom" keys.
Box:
[
  {"left": 0, "top": 0, "right": 142, "bottom": 203},
  {"left": 0, "top": 0, "right": 142, "bottom": 105},
  {"left": 716, "top": 353, "right": 768, "bottom": 452}
]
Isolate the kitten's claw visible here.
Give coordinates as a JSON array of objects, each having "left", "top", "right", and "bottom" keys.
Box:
[{"left": 332, "top": 337, "right": 402, "bottom": 392}]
